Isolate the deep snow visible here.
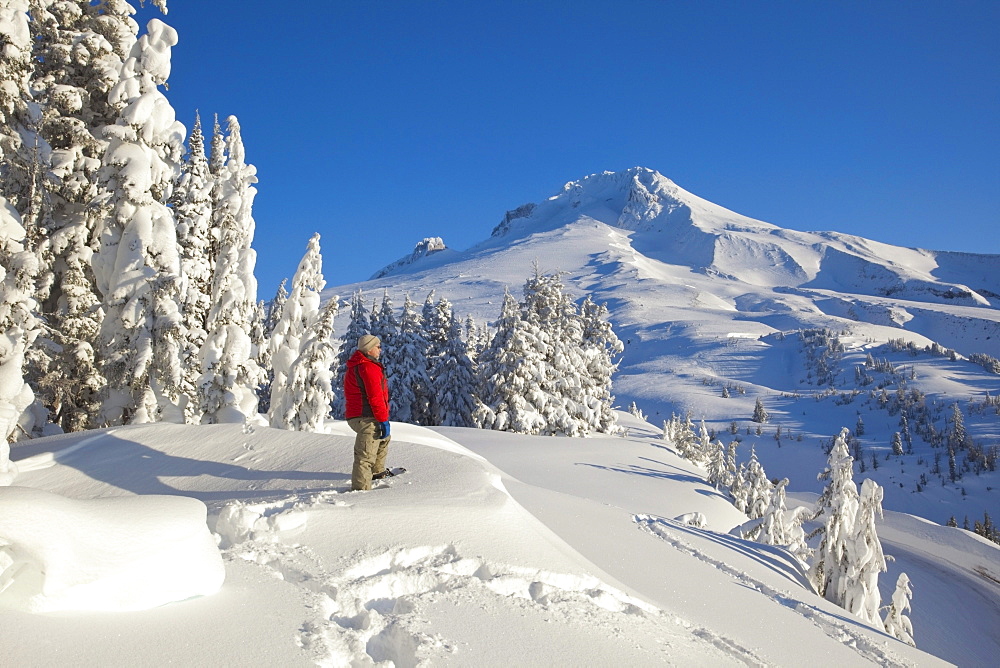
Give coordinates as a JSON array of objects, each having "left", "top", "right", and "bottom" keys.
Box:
[{"left": 3, "top": 418, "right": 998, "bottom": 666}]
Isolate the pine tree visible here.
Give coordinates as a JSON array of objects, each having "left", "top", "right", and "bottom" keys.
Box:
[
  {"left": 171, "top": 111, "right": 214, "bottom": 421},
  {"left": 809, "top": 428, "right": 859, "bottom": 606},
  {"left": 752, "top": 478, "right": 811, "bottom": 565},
  {"left": 752, "top": 397, "right": 769, "bottom": 423},
  {"left": 256, "top": 279, "right": 287, "bottom": 414},
  {"left": 744, "top": 447, "right": 772, "bottom": 520},
  {"left": 948, "top": 402, "right": 969, "bottom": 451},
  {"left": 26, "top": 0, "right": 149, "bottom": 431},
  {"left": 882, "top": 573, "right": 915, "bottom": 646},
  {"left": 390, "top": 293, "right": 431, "bottom": 425},
  {"left": 197, "top": 115, "right": 263, "bottom": 424},
  {"left": 891, "top": 432, "right": 904, "bottom": 456},
  {"left": 432, "top": 306, "right": 479, "bottom": 427},
  {"left": 91, "top": 17, "right": 186, "bottom": 425},
  {"left": 706, "top": 439, "right": 729, "bottom": 491},
  {"left": 268, "top": 234, "right": 324, "bottom": 428},
  {"left": 277, "top": 298, "right": 338, "bottom": 432},
  {"left": 522, "top": 270, "right": 589, "bottom": 436},
  {"left": 475, "top": 289, "right": 546, "bottom": 434},
  {"left": 420, "top": 291, "right": 447, "bottom": 425},
  {"left": 843, "top": 478, "right": 888, "bottom": 624},
  {"left": 730, "top": 463, "right": 749, "bottom": 514},
  {"left": 578, "top": 295, "right": 622, "bottom": 433}
]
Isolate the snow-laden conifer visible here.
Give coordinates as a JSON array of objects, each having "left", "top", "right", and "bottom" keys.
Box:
[
  {"left": 744, "top": 446, "right": 772, "bottom": 520},
  {"left": 91, "top": 17, "right": 186, "bottom": 425},
  {"left": 197, "top": 115, "right": 263, "bottom": 424},
  {"left": 882, "top": 573, "right": 915, "bottom": 646},
  {"left": 0, "top": 195, "right": 39, "bottom": 483},
  {"left": 521, "top": 270, "right": 588, "bottom": 436},
  {"left": 750, "top": 478, "right": 811, "bottom": 565},
  {"left": 706, "top": 439, "right": 730, "bottom": 491},
  {"left": 430, "top": 301, "right": 479, "bottom": 427},
  {"left": 390, "top": 293, "right": 431, "bottom": 425},
  {"left": 330, "top": 290, "right": 369, "bottom": 420},
  {"left": 730, "top": 463, "right": 749, "bottom": 514},
  {"left": 475, "top": 289, "right": 546, "bottom": 434},
  {"left": 579, "top": 295, "right": 622, "bottom": 433},
  {"left": 268, "top": 234, "right": 324, "bottom": 428},
  {"left": 809, "top": 427, "right": 859, "bottom": 606},
  {"left": 26, "top": 0, "right": 149, "bottom": 431},
  {"left": 171, "top": 111, "right": 213, "bottom": 420},
  {"left": 277, "top": 298, "right": 338, "bottom": 432},
  {"left": 843, "top": 478, "right": 888, "bottom": 624},
  {"left": 752, "top": 396, "right": 769, "bottom": 423},
  {"left": 419, "top": 291, "right": 445, "bottom": 424},
  {"left": 256, "top": 279, "right": 287, "bottom": 413}
]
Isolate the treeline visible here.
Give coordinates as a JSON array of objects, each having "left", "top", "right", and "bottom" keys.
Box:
[{"left": 264, "top": 241, "right": 622, "bottom": 437}]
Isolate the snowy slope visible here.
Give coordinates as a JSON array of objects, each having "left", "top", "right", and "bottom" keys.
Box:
[{"left": 7, "top": 421, "right": 992, "bottom": 666}]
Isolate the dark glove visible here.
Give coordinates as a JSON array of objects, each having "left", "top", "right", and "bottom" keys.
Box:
[{"left": 378, "top": 421, "right": 391, "bottom": 439}]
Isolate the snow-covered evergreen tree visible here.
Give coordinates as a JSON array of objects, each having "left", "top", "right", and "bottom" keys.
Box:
[
  {"left": 390, "top": 293, "right": 431, "bottom": 425},
  {"left": 268, "top": 234, "right": 324, "bottom": 429},
  {"left": 579, "top": 295, "right": 622, "bottom": 433},
  {"left": 750, "top": 478, "right": 811, "bottom": 565},
  {"left": 882, "top": 573, "right": 915, "bottom": 646},
  {"left": 91, "top": 17, "right": 186, "bottom": 425},
  {"left": 744, "top": 446, "right": 772, "bottom": 520},
  {"left": 0, "top": 195, "right": 39, "bottom": 482},
  {"left": 521, "top": 270, "right": 589, "bottom": 436},
  {"left": 197, "top": 115, "right": 263, "bottom": 424},
  {"left": 256, "top": 278, "right": 287, "bottom": 413},
  {"left": 843, "top": 478, "right": 888, "bottom": 624},
  {"left": 330, "top": 290, "right": 369, "bottom": 420},
  {"left": 730, "top": 463, "right": 749, "bottom": 514},
  {"left": 419, "top": 291, "right": 446, "bottom": 424},
  {"left": 751, "top": 396, "right": 769, "bottom": 423},
  {"left": 26, "top": 0, "right": 146, "bottom": 431},
  {"left": 809, "top": 427, "right": 859, "bottom": 606},
  {"left": 706, "top": 439, "right": 729, "bottom": 491},
  {"left": 475, "top": 289, "right": 546, "bottom": 434},
  {"left": 171, "top": 111, "right": 214, "bottom": 421},
  {"left": 277, "top": 298, "right": 338, "bottom": 432},
  {"left": 430, "top": 302, "right": 479, "bottom": 427}
]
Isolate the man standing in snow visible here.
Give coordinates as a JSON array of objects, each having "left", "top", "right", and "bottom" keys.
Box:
[{"left": 344, "top": 334, "right": 393, "bottom": 490}]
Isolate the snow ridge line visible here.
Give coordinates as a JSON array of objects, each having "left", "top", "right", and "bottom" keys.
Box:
[{"left": 633, "top": 514, "right": 916, "bottom": 668}]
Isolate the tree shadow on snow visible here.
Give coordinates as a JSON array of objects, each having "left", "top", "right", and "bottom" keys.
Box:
[{"left": 44, "top": 433, "right": 348, "bottom": 502}]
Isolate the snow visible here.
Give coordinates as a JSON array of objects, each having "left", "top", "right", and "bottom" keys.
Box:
[{"left": 3, "top": 419, "right": 996, "bottom": 666}]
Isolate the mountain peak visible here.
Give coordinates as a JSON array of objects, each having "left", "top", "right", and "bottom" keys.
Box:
[{"left": 491, "top": 166, "right": 767, "bottom": 240}]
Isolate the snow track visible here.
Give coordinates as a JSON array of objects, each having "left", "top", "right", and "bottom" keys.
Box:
[{"left": 218, "top": 503, "right": 723, "bottom": 666}]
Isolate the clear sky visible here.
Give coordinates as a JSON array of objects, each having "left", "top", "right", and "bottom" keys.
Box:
[{"left": 136, "top": 0, "right": 999, "bottom": 297}]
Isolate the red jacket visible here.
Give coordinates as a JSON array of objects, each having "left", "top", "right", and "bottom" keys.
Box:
[{"left": 344, "top": 349, "right": 390, "bottom": 422}]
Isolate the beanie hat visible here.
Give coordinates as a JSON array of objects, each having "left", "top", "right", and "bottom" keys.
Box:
[{"left": 358, "top": 334, "right": 381, "bottom": 353}]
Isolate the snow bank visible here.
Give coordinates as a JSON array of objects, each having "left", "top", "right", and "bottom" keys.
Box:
[{"left": 0, "top": 486, "right": 224, "bottom": 613}]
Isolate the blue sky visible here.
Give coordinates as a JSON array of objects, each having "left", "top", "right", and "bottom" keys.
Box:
[{"left": 139, "top": 1, "right": 999, "bottom": 296}]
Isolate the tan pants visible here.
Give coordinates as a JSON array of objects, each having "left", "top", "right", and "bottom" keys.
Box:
[{"left": 348, "top": 417, "right": 390, "bottom": 491}]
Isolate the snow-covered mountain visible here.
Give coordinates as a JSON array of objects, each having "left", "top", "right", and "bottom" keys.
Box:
[
  {"left": 6, "top": 167, "right": 1000, "bottom": 667},
  {"left": 334, "top": 166, "right": 1000, "bottom": 527}
]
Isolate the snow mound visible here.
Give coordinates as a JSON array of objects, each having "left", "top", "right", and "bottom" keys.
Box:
[{"left": 0, "top": 486, "right": 223, "bottom": 613}]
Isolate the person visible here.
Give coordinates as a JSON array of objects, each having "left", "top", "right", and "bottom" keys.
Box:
[{"left": 344, "top": 334, "right": 392, "bottom": 490}]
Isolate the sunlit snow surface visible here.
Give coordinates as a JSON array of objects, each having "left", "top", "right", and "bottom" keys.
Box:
[{"left": 3, "top": 421, "right": 997, "bottom": 665}]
